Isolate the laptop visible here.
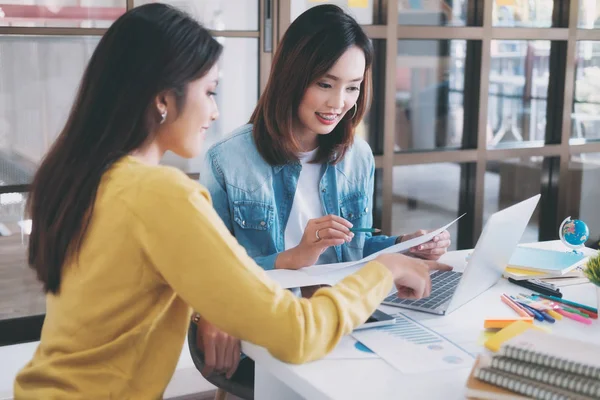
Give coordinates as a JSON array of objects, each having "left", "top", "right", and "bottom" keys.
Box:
[{"left": 382, "top": 194, "right": 541, "bottom": 315}]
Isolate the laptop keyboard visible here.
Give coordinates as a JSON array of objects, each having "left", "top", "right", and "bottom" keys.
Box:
[{"left": 384, "top": 270, "right": 463, "bottom": 310}]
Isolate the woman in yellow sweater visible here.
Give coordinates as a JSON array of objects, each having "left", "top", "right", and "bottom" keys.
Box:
[{"left": 14, "top": 4, "right": 450, "bottom": 399}]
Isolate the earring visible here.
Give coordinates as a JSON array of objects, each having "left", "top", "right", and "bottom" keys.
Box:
[
  {"left": 349, "top": 104, "right": 357, "bottom": 119},
  {"left": 160, "top": 110, "right": 167, "bottom": 124}
]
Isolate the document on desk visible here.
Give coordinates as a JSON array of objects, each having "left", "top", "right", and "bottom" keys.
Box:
[
  {"left": 265, "top": 214, "right": 465, "bottom": 289},
  {"left": 324, "top": 335, "right": 379, "bottom": 360},
  {"left": 351, "top": 313, "right": 474, "bottom": 374}
]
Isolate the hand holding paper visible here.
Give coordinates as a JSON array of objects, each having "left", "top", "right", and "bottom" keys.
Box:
[
  {"left": 401, "top": 229, "right": 452, "bottom": 260},
  {"left": 266, "top": 215, "right": 464, "bottom": 289}
]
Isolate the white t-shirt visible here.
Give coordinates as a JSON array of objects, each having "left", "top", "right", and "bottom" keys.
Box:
[{"left": 284, "top": 148, "right": 325, "bottom": 253}]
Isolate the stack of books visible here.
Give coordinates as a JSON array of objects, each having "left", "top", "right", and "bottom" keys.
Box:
[
  {"left": 503, "top": 246, "right": 591, "bottom": 287},
  {"left": 466, "top": 330, "right": 600, "bottom": 400}
]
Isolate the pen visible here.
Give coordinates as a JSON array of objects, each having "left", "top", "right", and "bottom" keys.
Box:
[
  {"left": 553, "top": 308, "right": 593, "bottom": 325},
  {"left": 515, "top": 295, "right": 563, "bottom": 321},
  {"left": 520, "top": 303, "right": 555, "bottom": 323},
  {"left": 545, "top": 309, "right": 563, "bottom": 320},
  {"left": 513, "top": 299, "right": 545, "bottom": 322},
  {"left": 528, "top": 278, "right": 557, "bottom": 290},
  {"left": 538, "top": 310, "right": 556, "bottom": 323},
  {"left": 501, "top": 294, "right": 530, "bottom": 318},
  {"left": 535, "top": 298, "right": 591, "bottom": 318},
  {"left": 349, "top": 228, "right": 382, "bottom": 233},
  {"left": 534, "top": 294, "right": 598, "bottom": 314},
  {"left": 507, "top": 278, "right": 562, "bottom": 298},
  {"left": 558, "top": 305, "right": 592, "bottom": 318}
]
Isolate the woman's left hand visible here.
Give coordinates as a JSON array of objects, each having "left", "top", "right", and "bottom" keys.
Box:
[{"left": 399, "top": 229, "right": 451, "bottom": 261}]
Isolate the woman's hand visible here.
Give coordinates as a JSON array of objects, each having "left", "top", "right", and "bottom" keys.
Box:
[
  {"left": 399, "top": 229, "right": 451, "bottom": 260},
  {"left": 276, "top": 215, "right": 354, "bottom": 270},
  {"left": 195, "top": 316, "right": 241, "bottom": 379},
  {"left": 375, "top": 253, "right": 453, "bottom": 299}
]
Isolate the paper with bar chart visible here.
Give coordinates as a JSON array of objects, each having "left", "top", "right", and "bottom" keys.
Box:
[{"left": 351, "top": 313, "right": 474, "bottom": 374}]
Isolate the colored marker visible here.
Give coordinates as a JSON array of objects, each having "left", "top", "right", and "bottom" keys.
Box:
[
  {"left": 553, "top": 308, "right": 593, "bottom": 325},
  {"left": 535, "top": 294, "right": 598, "bottom": 314}
]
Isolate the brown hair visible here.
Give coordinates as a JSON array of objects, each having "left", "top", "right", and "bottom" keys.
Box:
[
  {"left": 27, "top": 4, "right": 222, "bottom": 294},
  {"left": 250, "top": 4, "right": 373, "bottom": 165}
]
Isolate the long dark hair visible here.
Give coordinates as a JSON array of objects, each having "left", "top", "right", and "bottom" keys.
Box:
[
  {"left": 27, "top": 4, "right": 222, "bottom": 294},
  {"left": 250, "top": 4, "right": 373, "bottom": 165}
]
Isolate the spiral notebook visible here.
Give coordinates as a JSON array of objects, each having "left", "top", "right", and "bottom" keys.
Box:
[
  {"left": 472, "top": 359, "right": 597, "bottom": 400},
  {"left": 466, "top": 357, "right": 530, "bottom": 400},
  {"left": 477, "top": 354, "right": 600, "bottom": 398},
  {"left": 498, "top": 330, "right": 600, "bottom": 380}
]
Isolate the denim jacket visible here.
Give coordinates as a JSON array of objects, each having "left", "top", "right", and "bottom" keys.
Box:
[{"left": 201, "top": 124, "right": 398, "bottom": 270}]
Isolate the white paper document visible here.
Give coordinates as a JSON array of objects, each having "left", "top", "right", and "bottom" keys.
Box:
[
  {"left": 323, "top": 335, "right": 379, "bottom": 360},
  {"left": 351, "top": 313, "right": 474, "bottom": 374},
  {"left": 265, "top": 214, "right": 464, "bottom": 289}
]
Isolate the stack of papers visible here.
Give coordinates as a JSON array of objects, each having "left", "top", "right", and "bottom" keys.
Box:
[{"left": 266, "top": 215, "right": 464, "bottom": 289}]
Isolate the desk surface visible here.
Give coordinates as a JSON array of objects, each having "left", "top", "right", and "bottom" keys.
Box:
[{"left": 242, "top": 241, "right": 600, "bottom": 400}]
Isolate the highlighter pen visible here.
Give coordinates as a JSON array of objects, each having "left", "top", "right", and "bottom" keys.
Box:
[
  {"left": 553, "top": 308, "right": 593, "bottom": 325},
  {"left": 544, "top": 309, "right": 563, "bottom": 320},
  {"left": 500, "top": 294, "right": 530, "bottom": 318}
]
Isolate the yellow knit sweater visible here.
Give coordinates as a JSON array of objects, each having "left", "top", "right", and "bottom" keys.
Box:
[{"left": 14, "top": 156, "right": 393, "bottom": 399}]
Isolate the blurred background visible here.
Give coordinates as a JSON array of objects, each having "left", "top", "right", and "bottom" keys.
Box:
[{"left": 1, "top": 0, "right": 600, "bottom": 345}]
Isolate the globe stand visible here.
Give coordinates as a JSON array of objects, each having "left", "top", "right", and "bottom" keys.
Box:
[{"left": 558, "top": 216, "right": 589, "bottom": 256}]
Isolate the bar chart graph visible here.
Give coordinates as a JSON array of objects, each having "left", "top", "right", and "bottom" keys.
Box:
[{"left": 352, "top": 313, "right": 474, "bottom": 373}]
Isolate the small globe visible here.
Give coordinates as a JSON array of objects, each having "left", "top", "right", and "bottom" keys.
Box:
[{"left": 559, "top": 217, "right": 590, "bottom": 250}]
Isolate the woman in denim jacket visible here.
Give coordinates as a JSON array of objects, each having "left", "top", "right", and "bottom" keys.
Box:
[{"left": 198, "top": 4, "right": 452, "bottom": 389}]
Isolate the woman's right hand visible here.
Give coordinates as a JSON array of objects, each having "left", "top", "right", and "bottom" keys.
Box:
[
  {"left": 374, "top": 253, "right": 453, "bottom": 299},
  {"left": 276, "top": 215, "right": 354, "bottom": 270},
  {"left": 196, "top": 316, "right": 241, "bottom": 379}
]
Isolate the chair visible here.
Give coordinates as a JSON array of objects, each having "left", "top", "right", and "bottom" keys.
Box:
[{"left": 187, "top": 321, "right": 254, "bottom": 400}]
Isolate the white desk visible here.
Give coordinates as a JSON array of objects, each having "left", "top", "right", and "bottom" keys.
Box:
[{"left": 242, "top": 241, "right": 600, "bottom": 400}]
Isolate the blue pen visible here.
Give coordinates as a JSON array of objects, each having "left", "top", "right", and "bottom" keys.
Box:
[
  {"left": 539, "top": 310, "right": 556, "bottom": 323},
  {"left": 515, "top": 301, "right": 545, "bottom": 322},
  {"left": 518, "top": 298, "right": 557, "bottom": 323}
]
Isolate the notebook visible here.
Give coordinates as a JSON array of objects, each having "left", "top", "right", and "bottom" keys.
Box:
[
  {"left": 473, "top": 358, "right": 596, "bottom": 400},
  {"left": 465, "top": 356, "right": 529, "bottom": 400},
  {"left": 503, "top": 265, "right": 586, "bottom": 280},
  {"left": 498, "top": 330, "right": 600, "bottom": 380},
  {"left": 506, "top": 247, "right": 588, "bottom": 276},
  {"left": 478, "top": 354, "right": 600, "bottom": 398}
]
